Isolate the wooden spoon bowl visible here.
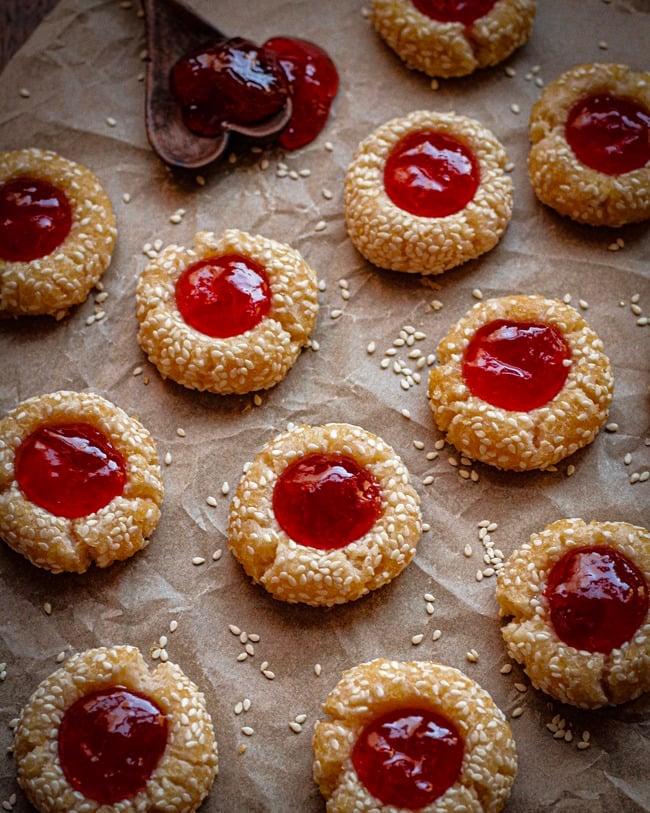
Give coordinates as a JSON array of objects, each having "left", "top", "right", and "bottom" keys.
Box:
[{"left": 142, "top": 0, "right": 292, "bottom": 169}]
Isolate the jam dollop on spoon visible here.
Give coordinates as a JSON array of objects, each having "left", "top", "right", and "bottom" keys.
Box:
[{"left": 143, "top": 0, "right": 338, "bottom": 168}]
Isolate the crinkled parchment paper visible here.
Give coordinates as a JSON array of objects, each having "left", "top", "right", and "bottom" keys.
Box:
[{"left": 0, "top": 0, "right": 648, "bottom": 811}]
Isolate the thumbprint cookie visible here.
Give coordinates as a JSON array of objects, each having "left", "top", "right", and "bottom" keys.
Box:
[
  {"left": 428, "top": 294, "right": 613, "bottom": 471},
  {"left": 228, "top": 423, "right": 422, "bottom": 606},
  {"left": 136, "top": 229, "right": 319, "bottom": 394},
  {"left": 13, "top": 645, "right": 218, "bottom": 812},
  {"left": 313, "top": 659, "right": 517, "bottom": 812},
  {"left": 0, "top": 390, "right": 163, "bottom": 573},
  {"left": 371, "top": 0, "right": 536, "bottom": 78},
  {"left": 496, "top": 519, "right": 649, "bottom": 708},
  {"left": 0, "top": 148, "right": 117, "bottom": 318},
  {"left": 528, "top": 63, "right": 650, "bottom": 227},
  {"left": 344, "top": 110, "right": 513, "bottom": 275}
]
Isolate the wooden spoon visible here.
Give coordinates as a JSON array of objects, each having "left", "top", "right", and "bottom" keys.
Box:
[{"left": 141, "top": 0, "right": 292, "bottom": 170}]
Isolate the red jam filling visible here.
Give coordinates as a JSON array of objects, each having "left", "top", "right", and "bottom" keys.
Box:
[
  {"left": 545, "top": 545, "right": 648, "bottom": 654},
  {"left": 565, "top": 93, "right": 650, "bottom": 176},
  {"left": 58, "top": 686, "right": 168, "bottom": 804},
  {"left": 14, "top": 422, "right": 127, "bottom": 519},
  {"left": 272, "top": 452, "right": 382, "bottom": 550},
  {"left": 0, "top": 176, "right": 72, "bottom": 262},
  {"left": 175, "top": 253, "right": 271, "bottom": 338},
  {"left": 412, "top": 0, "right": 497, "bottom": 25},
  {"left": 351, "top": 707, "right": 464, "bottom": 809},
  {"left": 462, "top": 319, "right": 571, "bottom": 412},
  {"left": 263, "top": 37, "right": 339, "bottom": 150},
  {"left": 170, "top": 37, "right": 290, "bottom": 137},
  {"left": 384, "top": 131, "right": 480, "bottom": 218}
]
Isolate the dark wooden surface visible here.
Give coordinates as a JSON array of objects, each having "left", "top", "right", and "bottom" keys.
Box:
[{"left": 0, "top": 0, "right": 61, "bottom": 71}]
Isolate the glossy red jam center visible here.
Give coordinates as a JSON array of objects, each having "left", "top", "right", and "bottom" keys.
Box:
[
  {"left": 545, "top": 545, "right": 648, "bottom": 654},
  {"left": 263, "top": 37, "right": 339, "bottom": 150},
  {"left": 0, "top": 176, "right": 72, "bottom": 262},
  {"left": 351, "top": 707, "right": 464, "bottom": 809},
  {"left": 412, "top": 0, "right": 497, "bottom": 25},
  {"left": 171, "top": 37, "right": 290, "bottom": 137},
  {"left": 272, "top": 453, "right": 382, "bottom": 550},
  {"left": 14, "top": 422, "right": 127, "bottom": 519},
  {"left": 175, "top": 253, "right": 271, "bottom": 338},
  {"left": 565, "top": 93, "right": 650, "bottom": 176},
  {"left": 384, "top": 131, "right": 480, "bottom": 218},
  {"left": 58, "top": 686, "right": 168, "bottom": 804},
  {"left": 462, "top": 320, "right": 571, "bottom": 412}
]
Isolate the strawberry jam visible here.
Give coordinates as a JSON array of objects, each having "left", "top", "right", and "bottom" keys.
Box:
[
  {"left": 462, "top": 320, "right": 571, "bottom": 412},
  {"left": 175, "top": 254, "right": 272, "bottom": 338},
  {"left": 0, "top": 176, "right": 72, "bottom": 262},
  {"left": 58, "top": 686, "right": 168, "bottom": 804},
  {"left": 545, "top": 546, "right": 648, "bottom": 653},
  {"left": 351, "top": 707, "right": 464, "bottom": 809},
  {"left": 272, "top": 453, "right": 382, "bottom": 550},
  {"left": 170, "top": 37, "right": 290, "bottom": 137},
  {"left": 565, "top": 93, "right": 650, "bottom": 176},
  {"left": 384, "top": 131, "right": 480, "bottom": 218},
  {"left": 14, "top": 422, "right": 127, "bottom": 518},
  {"left": 263, "top": 37, "right": 339, "bottom": 150},
  {"left": 412, "top": 0, "right": 497, "bottom": 25}
]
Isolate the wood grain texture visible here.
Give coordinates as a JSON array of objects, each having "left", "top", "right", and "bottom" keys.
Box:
[{"left": 0, "top": 0, "right": 60, "bottom": 71}]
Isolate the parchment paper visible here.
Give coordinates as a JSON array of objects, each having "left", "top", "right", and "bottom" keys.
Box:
[{"left": 0, "top": 1, "right": 649, "bottom": 811}]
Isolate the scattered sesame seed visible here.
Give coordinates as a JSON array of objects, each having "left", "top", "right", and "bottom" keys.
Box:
[
  {"left": 56, "top": 651, "right": 66, "bottom": 663},
  {"left": 169, "top": 620, "right": 178, "bottom": 632},
  {"left": 411, "top": 633, "right": 425, "bottom": 645},
  {"left": 472, "top": 288, "right": 483, "bottom": 300},
  {"left": 464, "top": 544, "right": 473, "bottom": 557},
  {"left": 221, "top": 481, "right": 230, "bottom": 495},
  {"left": 566, "top": 464, "right": 576, "bottom": 477},
  {"left": 212, "top": 549, "right": 223, "bottom": 561},
  {"left": 624, "top": 453, "right": 632, "bottom": 465},
  {"left": 401, "top": 409, "right": 411, "bottom": 419},
  {"left": 578, "top": 299, "right": 589, "bottom": 310},
  {"left": 577, "top": 740, "right": 591, "bottom": 750},
  {"left": 314, "top": 663, "right": 322, "bottom": 677},
  {"left": 510, "top": 103, "right": 521, "bottom": 114},
  {"left": 432, "top": 629, "right": 442, "bottom": 641},
  {"left": 500, "top": 663, "right": 513, "bottom": 674},
  {"left": 511, "top": 707, "right": 524, "bottom": 718},
  {"left": 605, "top": 422, "right": 619, "bottom": 432},
  {"left": 466, "top": 649, "right": 479, "bottom": 663},
  {"left": 330, "top": 308, "right": 343, "bottom": 319},
  {"left": 324, "top": 141, "right": 334, "bottom": 151},
  {"left": 262, "top": 670, "right": 276, "bottom": 680},
  {"left": 413, "top": 439, "right": 425, "bottom": 450},
  {"left": 43, "top": 602, "right": 52, "bottom": 615},
  {"left": 122, "top": 192, "right": 131, "bottom": 203},
  {"left": 504, "top": 161, "right": 515, "bottom": 172},
  {"left": 366, "top": 341, "right": 376, "bottom": 354},
  {"left": 505, "top": 66, "right": 516, "bottom": 77},
  {"left": 322, "top": 188, "right": 334, "bottom": 200},
  {"left": 19, "top": 87, "right": 31, "bottom": 98},
  {"left": 206, "top": 495, "right": 218, "bottom": 507},
  {"left": 598, "top": 40, "right": 608, "bottom": 49},
  {"left": 314, "top": 220, "right": 327, "bottom": 232},
  {"left": 164, "top": 451, "right": 172, "bottom": 466},
  {"left": 229, "top": 625, "right": 241, "bottom": 636},
  {"left": 192, "top": 556, "right": 205, "bottom": 566},
  {"left": 106, "top": 116, "right": 117, "bottom": 127},
  {"left": 241, "top": 726, "right": 254, "bottom": 736},
  {"left": 289, "top": 721, "right": 303, "bottom": 733}
]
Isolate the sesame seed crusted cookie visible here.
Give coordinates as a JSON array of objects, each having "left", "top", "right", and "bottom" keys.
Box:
[
  {"left": 136, "top": 229, "right": 319, "bottom": 394},
  {"left": 371, "top": 0, "right": 536, "bottom": 78},
  {"left": 228, "top": 423, "right": 422, "bottom": 606},
  {"left": 0, "top": 148, "right": 117, "bottom": 318},
  {"left": 428, "top": 294, "right": 614, "bottom": 471},
  {"left": 496, "top": 519, "right": 650, "bottom": 708},
  {"left": 528, "top": 63, "right": 650, "bottom": 227},
  {"left": 312, "top": 658, "right": 517, "bottom": 812},
  {"left": 13, "top": 645, "right": 218, "bottom": 812},
  {"left": 0, "top": 390, "right": 163, "bottom": 573},
  {"left": 344, "top": 111, "right": 513, "bottom": 275}
]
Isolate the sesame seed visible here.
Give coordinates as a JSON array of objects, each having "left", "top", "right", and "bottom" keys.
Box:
[
  {"left": 262, "top": 670, "right": 276, "bottom": 680},
  {"left": 314, "top": 220, "right": 327, "bottom": 232},
  {"left": 598, "top": 40, "right": 608, "bottom": 49},
  {"left": 212, "top": 549, "right": 223, "bottom": 561},
  {"left": 164, "top": 451, "right": 172, "bottom": 466},
  {"left": 401, "top": 409, "right": 411, "bottom": 419},
  {"left": 106, "top": 116, "right": 117, "bottom": 126},
  {"left": 322, "top": 188, "right": 333, "bottom": 200},
  {"left": 330, "top": 308, "right": 343, "bottom": 319},
  {"left": 324, "top": 141, "right": 334, "bottom": 151},
  {"left": 221, "top": 481, "right": 230, "bottom": 495},
  {"left": 566, "top": 464, "right": 576, "bottom": 477},
  {"left": 169, "top": 620, "right": 178, "bottom": 632},
  {"left": 43, "top": 602, "right": 52, "bottom": 615},
  {"left": 314, "top": 663, "right": 322, "bottom": 676},
  {"left": 176, "top": 427, "right": 186, "bottom": 437},
  {"left": 19, "top": 87, "right": 31, "bottom": 97},
  {"left": 505, "top": 66, "right": 516, "bottom": 77},
  {"left": 289, "top": 721, "right": 303, "bottom": 733},
  {"left": 466, "top": 649, "right": 479, "bottom": 663},
  {"left": 605, "top": 423, "right": 619, "bottom": 432},
  {"left": 432, "top": 629, "right": 442, "bottom": 641},
  {"left": 500, "top": 663, "right": 513, "bottom": 674},
  {"left": 122, "top": 192, "right": 131, "bottom": 203},
  {"left": 229, "top": 625, "right": 241, "bottom": 636},
  {"left": 237, "top": 652, "right": 248, "bottom": 662},
  {"left": 577, "top": 740, "right": 591, "bottom": 750},
  {"left": 411, "top": 633, "right": 425, "bottom": 645},
  {"left": 206, "top": 495, "right": 218, "bottom": 507},
  {"left": 624, "top": 453, "right": 632, "bottom": 465},
  {"left": 192, "top": 556, "right": 205, "bottom": 566},
  {"left": 241, "top": 726, "right": 254, "bottom": 736},
  {"left": 511, "top": 707, "right": 524, "bottom": 718},
  {"left": 464, "top": 544, "right": 473, "bottom": 557},
  {"left": 510, "top": 103, "right": 520, "bottom": 114},
  {"left": 196, "top": 175, "right": 206, "bottom": 186},
  {"left": 472, "top": 288, "right": 483, "bottom": 300}
]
